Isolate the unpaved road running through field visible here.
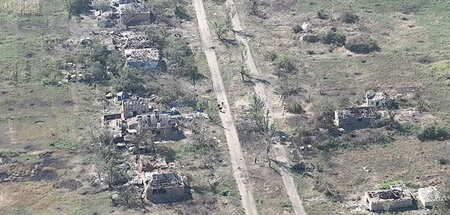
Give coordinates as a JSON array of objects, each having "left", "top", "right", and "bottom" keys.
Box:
[
  {"left": 192, "top": 0, "right": 258, "bottom": 214},
  {"left": 225, "top": 0, "right": 307, "bottom": 214}
]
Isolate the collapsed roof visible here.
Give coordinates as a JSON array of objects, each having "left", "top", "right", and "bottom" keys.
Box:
[
  {"left": 150, "top": 172, "right": 184, "bottom": 189},
  {"left": 124, "top": 48, "right": 160, "bottom": 62},
  {"left": 336, "top": 107, "right": 378, "bottom": 119}
]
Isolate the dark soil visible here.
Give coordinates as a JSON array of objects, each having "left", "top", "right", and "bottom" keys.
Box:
[
  {"left": 417, "top": 56, "right": 436, "bottom": 65},
  {"left": 53, "top": 179, "right": 82, "bottom": 190},
  {"left": 30, "top": 169, "right": 57, "bottom": 181}
]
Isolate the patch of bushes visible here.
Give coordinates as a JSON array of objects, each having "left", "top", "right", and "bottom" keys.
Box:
[
  {"left": 67, "top": 0, "right": 92, "bottom": 16},
  {"left": 164, "top": 37, "right": 198, "bottom": 78},
  {"left": 13, "top": 154, "right": 42, "bottom": 165},
  {"left": 342, "top": 12, "right": 359, "bottom": 24},
  {"left": 174, "top": 4, "right": 191, "bottom": 20},
  {"left": 317, "top": 10, "right": 329, "bottom": 20},
  {"left": 92, "top": 0, "right": 110, "bottom": 12},
  {"left": 317, "top": 138, "right": 342, "bottom": 151},
  {"left": 292, "top": 25, "right": 303, "bottom": 33},
  {"left": 430, "top": 60, "right": 450, "bottom": 79},
  {"left": 286, "top": 98, "right": 304, "bottom": 114},
  {"left": 303, "top": 34, "right": 320, "bottom": 43},
  {"left": 417, "top": 124, "right": 450, "bottom": 141},
  {"left": 320, "top": 31, "right": 346, "bottom": 46},
  {"left": 114, "top": 67, "right": 146, "bottom": 96},
  {"left": 276, "top": 56, "right": 296, "bottom": 73},
  {"left": 264, "top": 52, "right": 278, "bottom": 62},
  {"left": 345, "top": 36, "right": 380, "bottom": 54},
  {"left": 379, "top": 181, "right": 403, "bottom": 189},
  {"left": 49, "top": 138, "right": 76, "bottom": 150}
]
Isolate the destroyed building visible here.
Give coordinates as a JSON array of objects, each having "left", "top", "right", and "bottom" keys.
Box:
[
  {"left": 137, "top": 113, "right": 174, "bottom": 134},
  {"left": 121, "top": 98, "right": 150, "bottom": 119},
  {"left": 366, "top": 91, "right": 392, "bottom": 108},
  {"left": 116, "top": 91, "right": 130, "bottom": 101},
  {"left": 112, "top": 31, "right": 154, "bottom": 51},
  {"left": 418, "top": 186, "right": 442, "bottom": 208},
  {"left": 124, "top": 48, "right": 160, "bottom": 70},
  {"left": 364, "top": 185, "right": 413, "bottom": 212},
  {"left": 144, "top": 172, "right": 189, "bottom": 204},
  {"left": 334, "top": 107, "right": 379, "bottom": 130},
  {"left": 120, "top": 3, "right": 154, "bottom": 26}
]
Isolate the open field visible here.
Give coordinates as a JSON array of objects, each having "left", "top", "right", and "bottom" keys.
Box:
[
  {"left": 227, "top": 0, "right": 450, "bottom": 214},
  {"left": 0, "top": 0, "right": 449, "bottom": 214},
  {"left": 0, "top": 0, "right": 244, "bottom": 214}
]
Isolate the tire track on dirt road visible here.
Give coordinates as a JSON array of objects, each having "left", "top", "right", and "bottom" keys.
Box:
[
  {"left": 192, "top": 0, "right": 258, "bottom": 214},
  {"left": 225, "top": 1, "right": 307, "bottom": 214}
]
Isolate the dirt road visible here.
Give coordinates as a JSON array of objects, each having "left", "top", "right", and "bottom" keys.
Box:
[
  {"left": 192, "top": 0, "right": 258, "bottom": 214},
  {"left": 225, "top": 0, "right": 307, "bottom": 214}
]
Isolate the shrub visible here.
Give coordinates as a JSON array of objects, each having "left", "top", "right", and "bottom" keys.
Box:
[
  {"left": 164, "top": 37, "right": 197, "bottom": 78},
  {"left": 67, "top": 0, "right": 92, "bottom": 16},
  {"left": 317, "top": 138, "right": 342, "bottom": 151},
  {"left": 292, "top": 25, "right": 303, "bottom": 33},
  {"left": 92, "top": 0, "right": 110, "bottom": 11},
  {"left": 321, "top": 31, "right": 346, "bottom": 46},
  {"left": 345, "top": 36, "right": 380, "bottom": 54},
  {"left": 342, "top": 12, "right": 359, "bottom": 24},
  {"left": 264, "top": 52, "right": 277, "bottom": 62},
  {"left": 276, "top": 56, "right": 296, "bottom": 73},
  {"left": 174, "top": 4, "right": 191, "bottom": 20},
  {"left": 379, "top": 181, "right": 402, "bottom": 189},
  {"left": 286, "top": 98, "right": 304, "bottom": 114},
  {"left": 317, "top": 10, "right": 328, "bottom": 20},
  {"left": 417, "top": 125, "right": 450, "bottom": 141},
  {"left": 303, "top": 35, "right": 320, "bottom": 43},
  {"left": 145, "top": 25, "right": 167, "bottom": 48},
  {"left": 114, "top": 67, "right": 146, "bottom": 95}
]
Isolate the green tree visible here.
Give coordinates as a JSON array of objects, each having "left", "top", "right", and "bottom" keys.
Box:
[
  {"left": 417, "top": 125, "right": 450, "bottom": 141},
  {"left": 321, "top": 31, "right": 346, "bottom": 46},
  {"left": 85, "top": 61, "right": 107, "bottom": 83},
  {"left": 276, "top": 56, "right": 296, "bottom": 74},
  {"left": 164, "top": 37, "right": 197, "bottom": 77},
  {"left": 212, "top": 20, "right": 230, "bottom": 41},
  {"left": 66, "top": 0, "right": 92, "bottom": 16},
  {"left": 115, "top": 67, "right": 145, "bottom": 95}
]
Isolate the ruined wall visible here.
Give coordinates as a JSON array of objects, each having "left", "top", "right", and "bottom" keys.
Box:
[
  {"left": 121, "top": 99, "right": 149, "bottom": 119},
  {"left": 127, "top": 60, "right": 159, "bottom": 70},
  {"left": 146, "top": 186, "right": 188, "bottom": 204},
  {"left": 367, "top": 198, "right": 413, "bottom": 211},
  {"left": 337, "top": 117, "right": 373, "bottom": 130}
]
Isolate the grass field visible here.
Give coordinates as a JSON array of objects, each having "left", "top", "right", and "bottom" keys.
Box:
[
  {"left": 0, "top": 0, "right": 246, "bottom": 214},
  {"left": 228, "top": 0, "right": 450, "bottom": 214}
]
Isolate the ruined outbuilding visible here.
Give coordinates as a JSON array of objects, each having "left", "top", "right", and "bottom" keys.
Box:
[
  {"left": 137, "top": 114, "right": 174, "bottom": 134},
  {"left": 418, "top": 186, "right": 442, "bottom": 208},
  {"left": 112, "top": 31, "right": 154, "bottom": 50},
  {"left": 124, "top": 48, "right": 160, "bottom": 70},
  {"left": 334, "top": 107, "right": 379, "bottom": 130},
  {"left": 364, "top": 185, "right": 413, "bottom": 211},
  {"left": 366, "top": 91, "right": 392, "bottom": 108},
  {"left": 121, "top": 98, "right": 150, "bottom": 119},
  {"left": 120, "top": 3, "right": 154, "bottom": 25},
  {"left": 144, "top": 172, "right": 190, "bottom": 204}
]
